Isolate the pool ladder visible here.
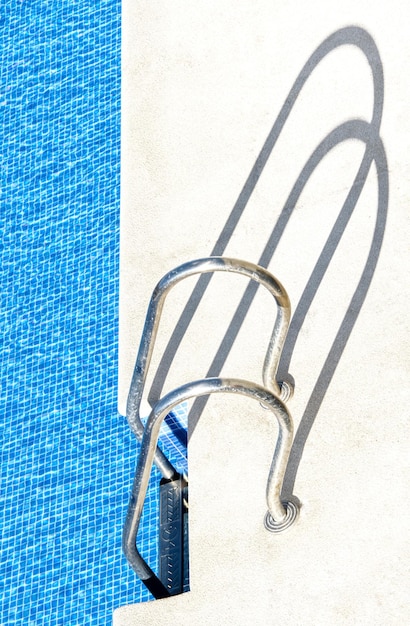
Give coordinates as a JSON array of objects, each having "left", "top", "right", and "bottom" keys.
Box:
[{"left": 122, "top": 257, "right": 299, "bottom": 598}]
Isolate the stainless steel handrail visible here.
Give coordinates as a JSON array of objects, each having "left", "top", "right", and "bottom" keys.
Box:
[
  {"left": 126, "top": 257, "right": 292, "bottom": 471},
  {"left": 123, "top": 257, "right": 298, "bottom": 597},
  {"left": 123, "top": 377, "right": 297, "bottom": 595}
]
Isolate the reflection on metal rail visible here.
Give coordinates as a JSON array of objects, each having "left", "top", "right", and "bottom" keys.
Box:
[{"left": 123, "top": 257, "right": 300, "bottom": 598}]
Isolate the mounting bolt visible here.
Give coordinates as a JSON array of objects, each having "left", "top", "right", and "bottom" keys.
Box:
[
  {"left": 279, "top": 379, "right": 294, "bottom": 402},
  {"left": 264, "top": 499, "right": 299, "bottom": 533}
]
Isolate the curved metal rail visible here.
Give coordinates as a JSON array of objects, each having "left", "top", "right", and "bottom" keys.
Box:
[
  {"left": 126, "top": 256, "right": 292, "bottom": 478},
  {"left": 123, "top": 257, "right": 298, "bottom": 597},
  {"left": 123, "top": 377, "right": 297, "bottom": 598}
]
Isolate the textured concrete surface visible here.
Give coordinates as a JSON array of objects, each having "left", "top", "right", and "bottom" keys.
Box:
[{"left": 116, "top": 1, "right": 410, "bottom": 623}]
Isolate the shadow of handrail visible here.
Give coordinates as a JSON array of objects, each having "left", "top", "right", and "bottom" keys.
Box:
[{"left": 146, "top": 26, "right": 388, "bottom": 495}]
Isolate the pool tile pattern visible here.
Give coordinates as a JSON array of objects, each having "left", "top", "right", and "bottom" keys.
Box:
[{"left": 1, "top": 2, "right": 186, "bottom": 623}]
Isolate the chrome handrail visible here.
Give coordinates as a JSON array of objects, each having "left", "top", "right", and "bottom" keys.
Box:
[
  {"left": 123, "top": 257, "right": 298, "bottom": 597},
  {"left": 126, "top": 257, "right": 291, "bottom": 455},
  {"left": 123, "top": 377, "right": 298, "bottom": 596}
]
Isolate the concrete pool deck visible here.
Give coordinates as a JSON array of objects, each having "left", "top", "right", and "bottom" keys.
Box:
[{"left": 115, "top": 1, "right": 410, "bottom": 623}]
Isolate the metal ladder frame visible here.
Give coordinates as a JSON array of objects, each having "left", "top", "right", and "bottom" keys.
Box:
[{"left": 123, "top": 257, "right": 299, "bottom": 598}]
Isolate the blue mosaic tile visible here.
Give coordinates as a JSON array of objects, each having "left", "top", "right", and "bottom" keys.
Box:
[{"left": 0, "top": 2, "right": 188, "bottom": 624}]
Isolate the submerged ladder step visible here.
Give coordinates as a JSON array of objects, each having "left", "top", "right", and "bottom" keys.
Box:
[{"left": 159, "top": 473, "right": 189, "bottom": 596}]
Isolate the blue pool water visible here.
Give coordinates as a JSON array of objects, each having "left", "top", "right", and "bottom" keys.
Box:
[{"left": 1, "top": 2, "right": 186, "bottom": 624}]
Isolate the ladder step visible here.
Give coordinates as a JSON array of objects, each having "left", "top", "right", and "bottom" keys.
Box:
[{"left": 159, "top": 474, "right": 189, "bottom": 595}]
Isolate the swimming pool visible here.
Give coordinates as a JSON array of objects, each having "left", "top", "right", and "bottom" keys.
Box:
[{"left": 0, "top": 2, "right": 183, "bottom": 623}]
